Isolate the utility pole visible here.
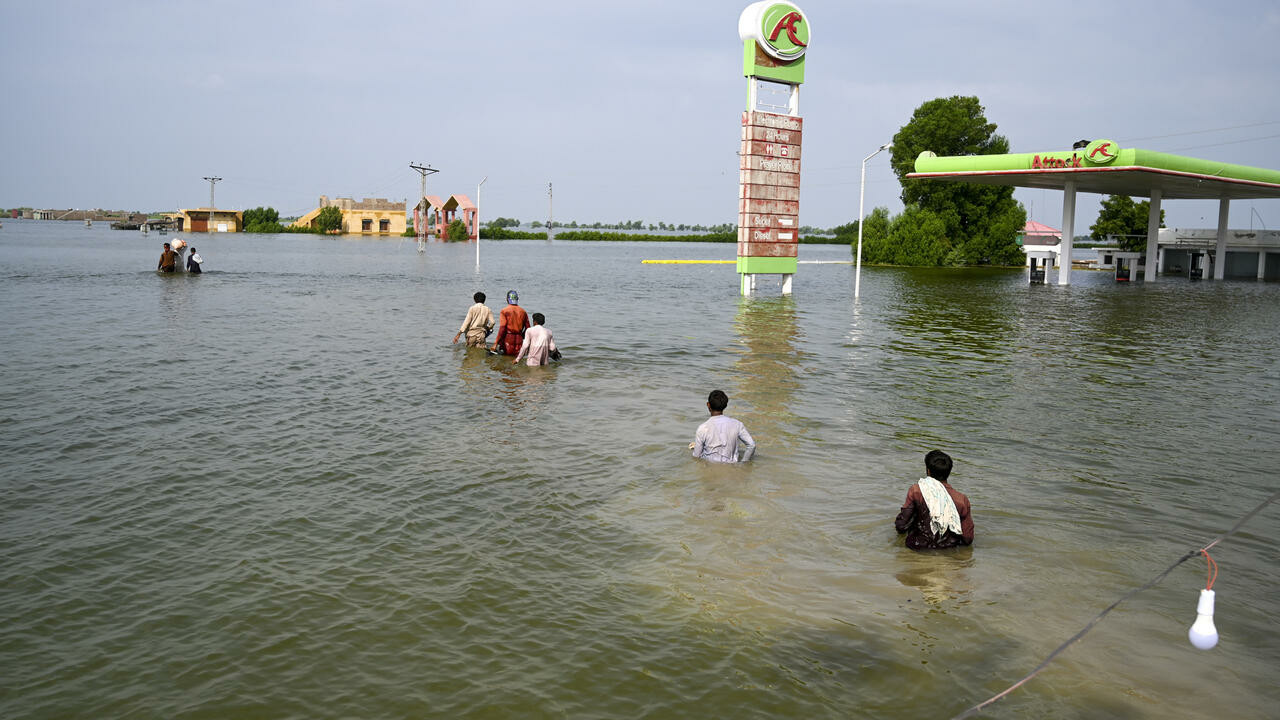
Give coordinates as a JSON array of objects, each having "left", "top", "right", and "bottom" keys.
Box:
[
  {"left": 547, "top": 182, "right": 553, "bottom": 241},
  {"left": 202, "top": 176, "right": 221, "bottom": 232},
  {"left": 409, "top": 163, "right": 439, "bottom": 241}
]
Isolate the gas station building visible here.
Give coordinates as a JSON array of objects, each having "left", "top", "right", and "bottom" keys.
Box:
[{"left": 908, "top": 140, "right": 1280, "bottom": 283}]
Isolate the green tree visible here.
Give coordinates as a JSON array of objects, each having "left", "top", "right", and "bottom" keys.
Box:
[
  {"left": 888, "top": 206, "right": 950, "bottom": 265},
  {"left": 315, "top": 205, "right": 343, "bottom": 233},
  {"left": 1090, "top": 194, "right": 1165, "bottom": 250},
  {"left": 445, "top": 218, "right": 469, "bottom": 241},
  {"left": 850, "top": 207, "right": 892, "bottom": 263},
  {"left": 243, "top": 206, "right": 283, "bottom": 233},
  {"left": 890, "top": 96, "right": 1026, "bottom": 265}
]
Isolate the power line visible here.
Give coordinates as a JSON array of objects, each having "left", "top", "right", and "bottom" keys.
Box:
[
  {"left": 1166, "top": 132, "right": 1280, "bottom": 153},
  {"left": 1125, "top": 119, "right": 1280, "bottom": 142},
  {"left": 950, "top": 487, "right": 1280, "bottom": 720}
]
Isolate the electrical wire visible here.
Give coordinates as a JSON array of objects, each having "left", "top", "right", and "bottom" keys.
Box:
[
  {"left": 1126, "top": 120, "right": 1280, "bottom": 142},
  {"left": 1200, "top": 550, "right": 1218, "bottom": 591},
  {"left": 950, "top": 486, "right": 1280, "bottom": 720}
]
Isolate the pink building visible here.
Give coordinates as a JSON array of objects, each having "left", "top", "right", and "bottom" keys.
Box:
[{"left": 415, "top": 194, "right": 478, "bottom": 240}]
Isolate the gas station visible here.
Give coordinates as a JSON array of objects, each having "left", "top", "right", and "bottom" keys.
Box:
[{"left": 908, "top": 142, "right": 1280, "bottom": 284}]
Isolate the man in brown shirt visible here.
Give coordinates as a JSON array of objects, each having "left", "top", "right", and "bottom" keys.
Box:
[
  {"left": 453, "top": 291, "right": 494, "bottom": 347},
  {"left": 895, "top": 450, "right": 975, "bottom": 550},
  {"left": 157, "top": 243, "right": 177, "bottom": 272}
]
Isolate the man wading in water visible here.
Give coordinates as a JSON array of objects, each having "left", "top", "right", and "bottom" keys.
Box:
[
  {"left": 491, "top": 290, "right": 529, "bottom": 356},
  {"left": 894, "top": 450, "right": 974, "bottom": 550},
  {"left": 157, "top": 243, "right": 177, "bottom": 272},
  {"left": 453, "top": 291, "right": 494, "bottom": 348},
  {"left": 690, "top": 390, "right": 755, "bottom": 463}
]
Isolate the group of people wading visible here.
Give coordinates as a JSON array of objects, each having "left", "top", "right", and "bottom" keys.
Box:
[
  {"left": 452, "top": 290, "right": 973, "bottom": 551},
  {"left": 452, "top": 290, "right": 559, "bottom": 367},
  {"left": 156, "top": 240, "right": 203, "bottom": 273}
]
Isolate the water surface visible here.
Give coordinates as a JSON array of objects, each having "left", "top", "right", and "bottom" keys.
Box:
[{"left": 1, "top": 220, "right": 1277, "bottom": 718}]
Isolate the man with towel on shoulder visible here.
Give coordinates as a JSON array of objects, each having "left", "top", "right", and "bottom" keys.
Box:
[{"left": 894, "top": 450, "right": 974, "bottom": 550}]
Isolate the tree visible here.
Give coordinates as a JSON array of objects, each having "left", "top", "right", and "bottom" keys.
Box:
[
  {"left": 1090, "top": 195, "right": 1165, "bottom": 250},
  {"left": 315, "top": 205, "right": 343, "bottom": 233},
  {"left": 445, "top": 218, "right": 469, "bottom": 241},
  {"left": 243, "top": 206, "right": 283, "bottom": 233},
  {"left": 890, "top": 96, "right": 1026, "bottom": 265},
  {"left": 849, "top": 207, "right": 891, "bottom": 263},
  {"left": 888, "top": 206, "right": 950, "bottom": 265}
]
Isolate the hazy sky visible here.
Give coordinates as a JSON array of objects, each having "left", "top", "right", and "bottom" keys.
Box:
[{"left": 3, "top": 0, "right": 1279, "bottom": 231}]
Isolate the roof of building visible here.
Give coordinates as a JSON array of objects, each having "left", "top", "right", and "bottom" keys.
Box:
[{"left": 1021, "top": 220, "right": 1061, "bottom": 238}]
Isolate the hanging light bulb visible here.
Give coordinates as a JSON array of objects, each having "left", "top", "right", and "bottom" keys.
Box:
[{"left": 1188, "top": 588, "right": 1218, "bottom": 650}]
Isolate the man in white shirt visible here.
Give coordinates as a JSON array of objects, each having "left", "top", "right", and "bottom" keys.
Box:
[
  {"left": 691, "top": 390, "right": 755, "bottom": 463},
  {"left": 513, "top": 312, "right": 558, "bottom": 366}
]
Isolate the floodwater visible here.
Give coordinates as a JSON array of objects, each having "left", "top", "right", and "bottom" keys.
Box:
[{"left": 1, "top": 219, "right": 1277, "bottom": 719}]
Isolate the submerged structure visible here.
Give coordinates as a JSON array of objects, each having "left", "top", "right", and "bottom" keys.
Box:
[
  {"left": 736, "top": 2, "right": 809, "bottom": 295},
  {"left": 294, "top": 196, "right": 407, "bottom": 235},
  {"left": 909, "top": 142, "right": 1280, "bottom": 284}
]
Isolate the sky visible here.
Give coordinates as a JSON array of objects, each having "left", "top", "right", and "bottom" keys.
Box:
[{"left": 3, "top": 0, "right": 1280, "bottom": 231}]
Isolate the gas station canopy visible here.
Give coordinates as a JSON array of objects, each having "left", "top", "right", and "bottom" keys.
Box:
[
  {"left": 907, "top": 143, "right": 1280, "bottom": 200},
  {"left": 904, "top": 140, "right": 1280, "bottom": 284}
]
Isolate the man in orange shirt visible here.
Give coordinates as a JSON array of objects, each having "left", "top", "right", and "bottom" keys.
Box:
[{"left": 492, "top": 290, "right": 529, "bottom": 356}]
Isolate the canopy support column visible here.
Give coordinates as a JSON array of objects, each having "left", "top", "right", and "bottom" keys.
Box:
[
  {"left": 1214, "top": 198, "right": 1230, "bottom": 280},
  {"left": 1144, "top": 189, "right": 1162, "bottom": 282},
  {"left": 1259, "top": 251, "right": 1268, "bottom": 280},
  {"left": 1058, "top": 179, "right": 1076, "bottom": 286}
]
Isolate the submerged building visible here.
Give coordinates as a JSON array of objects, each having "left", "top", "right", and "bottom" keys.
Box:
[
  {"left": 176, "top": 208, "right": 243, "bottom": 232},
  {"left": 293, "top": 196, "right": 408, "bottom": 235}
]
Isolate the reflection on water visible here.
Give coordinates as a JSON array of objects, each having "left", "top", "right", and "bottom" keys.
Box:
[
  {"left": 884, "top": 268, "right": 1019, "bottom": 363},
  {"left": 731, "top": 296, "right": 802, "bottom": 454},
  {"left": 894, "top": 547, "right": 975, "bottom": 608}
]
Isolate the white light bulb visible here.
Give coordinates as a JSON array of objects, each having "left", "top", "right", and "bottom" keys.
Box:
[{"left": 1188, "top": 589, "right": 1218, "bottom": 650}]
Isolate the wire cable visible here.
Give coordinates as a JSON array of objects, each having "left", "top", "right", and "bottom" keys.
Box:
[
  {"left": 1200, "top": 550, "right": 1217, "bottom": 591},
  {"left": 950, "top": 487, "right": 1280, "bottom": 720}
]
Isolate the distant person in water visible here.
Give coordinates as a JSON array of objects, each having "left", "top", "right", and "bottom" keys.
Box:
[
  {"left": 690, "top": 390, "right": 755, "bottom": 463},
  {"left": 157, "top": 242, "right": 177, "bottom": 272},
  {"left": 186, "top": 247, "right": 203, "bottom": 273},
  {"left": 491, "top": 290, "right": 529, "bottom": 356},
  {"left": 894, "top": 450, "right": 974, "bottom": 550},
  {"left": 513, "top": 312, "right": 558, "bottom": 366},
  {"left": 453, "top": 291, "right": 494, "bottom": 347}
]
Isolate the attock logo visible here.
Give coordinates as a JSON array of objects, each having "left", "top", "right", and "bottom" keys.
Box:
[
  {"left": 768, "top": 11, "right": 807, "bottom": 49},
  {"left": 739, "top": 2, "right": 810, "bottom": 62},
  {"left": 1085, "top": 139, "right": 1119, "bottom": 164}
]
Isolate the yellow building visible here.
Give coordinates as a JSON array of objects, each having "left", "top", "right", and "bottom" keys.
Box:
[
  {"left": 177, "top": 208, "right": 242, "bottom": 232},
  {"left": 293, "top": 196, "right": 408, "bottom": 235}
]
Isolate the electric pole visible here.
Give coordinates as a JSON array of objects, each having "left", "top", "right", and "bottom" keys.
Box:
[
  {"left": 203, "top": 176, "right": 221, "bottom": 232},
  {"left": 409, "top": 163, "right": 439, "bottom": 240}
]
